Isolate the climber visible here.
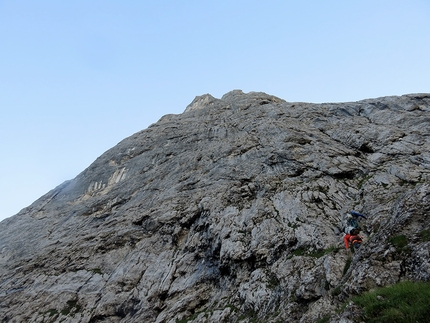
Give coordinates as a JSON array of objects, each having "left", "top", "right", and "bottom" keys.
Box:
[
  {"left": 344, "top": 210, "right": 367, "bottom": 234},
  {"left": 343, "top": 228, "right": 363, "bottom": 251}
]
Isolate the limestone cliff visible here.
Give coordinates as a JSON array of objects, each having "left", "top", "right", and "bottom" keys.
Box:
[{"left": 0, "top": 90, "right": 429, "bottom": 323}]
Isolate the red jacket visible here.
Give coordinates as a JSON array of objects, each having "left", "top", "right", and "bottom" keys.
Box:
[{"left": 344, "top": 233, "right": 363, "bottom": 249}]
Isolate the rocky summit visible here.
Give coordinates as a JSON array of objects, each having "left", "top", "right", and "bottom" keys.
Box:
[{"left": 1, "top": 90, "right": 429, "bottom": 323}]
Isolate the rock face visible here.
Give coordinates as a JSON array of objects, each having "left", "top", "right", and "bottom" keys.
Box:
[{"left": 0, "top": 90, "right": 429, "bottom": 323}]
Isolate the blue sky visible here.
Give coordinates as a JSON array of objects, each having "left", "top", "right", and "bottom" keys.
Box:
[{"left": 1, "top": 1, "right": 429, "bottom": 222}]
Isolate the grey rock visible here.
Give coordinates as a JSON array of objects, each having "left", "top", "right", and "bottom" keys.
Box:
[{"left": 0, "top": 90, "right": 429, "bottom": 322}]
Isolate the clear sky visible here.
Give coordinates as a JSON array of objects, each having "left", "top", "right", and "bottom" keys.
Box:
[{"left": 1, "top": 1, "right": 429, "bottom": 222}]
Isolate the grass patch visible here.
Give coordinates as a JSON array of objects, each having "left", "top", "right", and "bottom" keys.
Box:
[
  {"left": 44, "top": 309, "right": 59, "bottom": 317},
  {"left": 419, "top": 229, "right": 430, "bottom": 242},
  {"left": 90, "top": 268, "right": 103, "bottom": 275},
  {"left": 287, "top": 222, "right": 299, "bottom": 229},
  {"left": 308, "top": 246, "right": 337, "bottom": 258},
  {"left": 238, "top": 309, "right": 258, "bottom": 323},
  {"left": 292, "top": 246, "right": 307, "bottom": 257},
  {"left": 388, "top": 235, "right": 410, "bottom": 253},
  {"left": 316, "top": 315, "right": 331, "bottom": 323},
  {"left": 357, "top": 174, "right": 372, "bottom": 189},
  {"left": 266, "top": 274, "right": 280, "bottom": 289},
  {"left": 343, "top": 257, "right": 352, "bottom": 276},
  {"left": 176, "top": 319, "right": 190, "bottom": 323},
  {"left": 331, "top": 286, "right": 342, "bottom": 296},
  {"left": 60, "top": 299, "right": 82, "bottom": 316},
  {"left": 324, "top": 280, "right": 330, "bottom": 291},
  {"left": 176, "top": 314, "right": 198, "bottom": 323},
  {"left": 351, "top": 280, "right": 430, "bottom": 323},
  {"left": 176, "top": 310, "right": 209, "bottom": 323}
]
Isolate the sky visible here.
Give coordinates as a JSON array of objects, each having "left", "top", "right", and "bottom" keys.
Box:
[{"left": 1, "top": 1, "right": 429, "bottom": 222}]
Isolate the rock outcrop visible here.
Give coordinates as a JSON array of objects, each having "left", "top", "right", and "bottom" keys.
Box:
[{"left": 0, "top": 90, "right": 429, "bottom": 323}]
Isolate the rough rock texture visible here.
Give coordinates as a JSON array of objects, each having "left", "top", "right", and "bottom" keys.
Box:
[{"left": 0, "top": 90, "right": 429, "bottom": 323}]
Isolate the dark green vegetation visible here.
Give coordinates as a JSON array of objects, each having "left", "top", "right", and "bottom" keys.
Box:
[
  {"left": 61, "top": 299, "right": 82, "bottom": 316},
  {"left": 90, "top": 267, "right": 103, "bottom": 275},
  {"left": 343, "top": 256, "right": 352, "bottom": 275},
  {"left": 388, "top": 235, "right": 410, "bottom": 253},
  {"left": 419, "top": 229, "right": 430, "bottom": 241},
  {"left": 351, "top": 281, "right": 430, "bottom": 323},
  {"left": 316, "top": 315, "right": 330, "bottom": 323}
]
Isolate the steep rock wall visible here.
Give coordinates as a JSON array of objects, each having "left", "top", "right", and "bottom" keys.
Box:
[{"left": 0, "top": 90, "right": 429, "bottom": 323}]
